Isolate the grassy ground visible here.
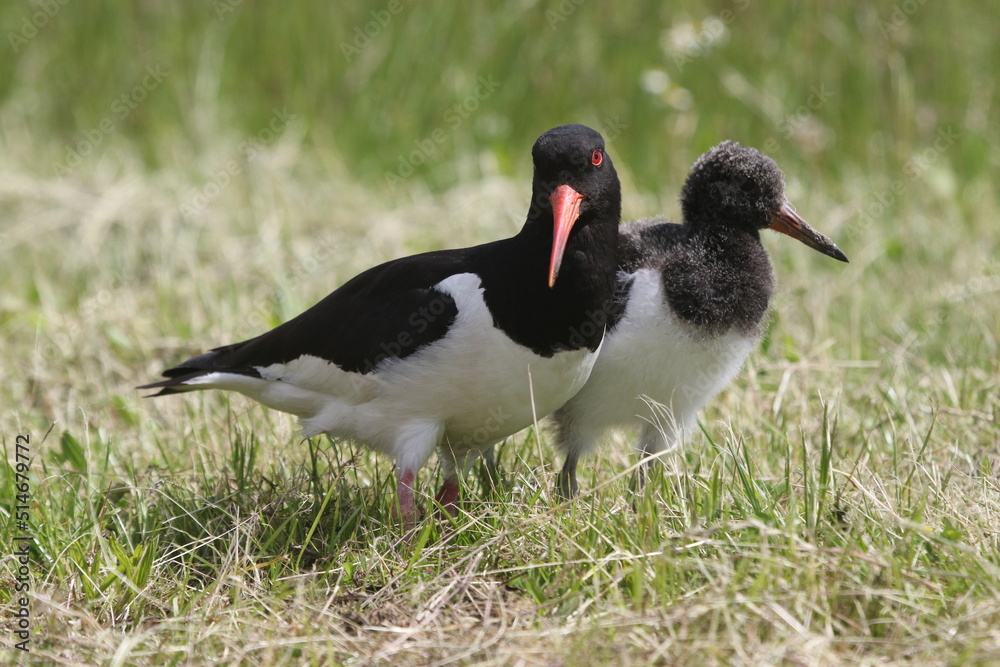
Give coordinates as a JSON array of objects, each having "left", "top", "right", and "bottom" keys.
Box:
[{"left": 2, "top": 2, "right": 999, "bottom": 665}]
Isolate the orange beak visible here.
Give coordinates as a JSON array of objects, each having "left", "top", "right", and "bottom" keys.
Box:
[
  {"left": 769, "top": 201, "right": 849, "bottom": 262},
  {"left": 548, "top": 184, "right": 585, "bottom": 287}
]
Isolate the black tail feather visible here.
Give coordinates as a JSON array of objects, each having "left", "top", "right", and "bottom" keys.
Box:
[
  {"left": 137, "top": 345, "right": 263, "bottom": 397},
  {"left": 136, "top": 370, "right": 211, "bottom": 397}
]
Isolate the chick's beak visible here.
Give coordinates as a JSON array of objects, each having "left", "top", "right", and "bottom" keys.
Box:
[{"left": 769, "top": 201, "right": 849, "bottom": 262}]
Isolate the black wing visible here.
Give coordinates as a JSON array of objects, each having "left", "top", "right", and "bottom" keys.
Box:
[{"left": 141, "top": 249, "right": 471, "bottom": 393}]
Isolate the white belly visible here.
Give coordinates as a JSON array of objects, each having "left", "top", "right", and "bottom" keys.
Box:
[
  {"left": 188, "top": 272, "right": 599, "bottom": 472},
  {"left": 558, "top": 268, "right": 758, "bottom": 450},
  {"left": 340, "top": 274, "right": 599, "bottom": 459}
]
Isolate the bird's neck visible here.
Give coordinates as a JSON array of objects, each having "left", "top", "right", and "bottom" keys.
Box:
[
  {"left": 477, "top": 206, "right": 619, "bottom": 356},
  {"left": 685, "top": 219, "right": 762, "bottom": 248},
  {"left": 666, "top": 220, "right": 774, "bottom": 337}
]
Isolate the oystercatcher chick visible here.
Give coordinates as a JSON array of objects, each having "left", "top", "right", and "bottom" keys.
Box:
[
  {"left": 140, "top": 124, "right": 621, "bottom": 525},
  {"left": 553, "top": 140, "right": 848, "bottom": 498}
]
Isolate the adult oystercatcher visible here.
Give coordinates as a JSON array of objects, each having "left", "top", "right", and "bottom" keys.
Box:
[
  {"left": 552, "top": 140, "right": 848, "bottom": 498},
  {"left": 140, "top": 124, "right": 621, "bottom": 524}
]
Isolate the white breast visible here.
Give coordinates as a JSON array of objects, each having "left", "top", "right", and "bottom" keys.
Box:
[
  {"left": 556, "top": 268, "right": 759, "bottom": 456},
  {"left": 186, "top": 272, "right": 600, "bottom": 474},
  {"left": 353, "top": 273, "right": 600, "bottom": 456}
]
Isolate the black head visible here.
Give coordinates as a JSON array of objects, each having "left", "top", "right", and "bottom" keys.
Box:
[
  {"left": 681, "top": 141, "right": 848, "bottom": 262},
  {"left": 531, "top": 123, "right": 614, "bottom": 178},
  {"left": 528, "top": 124, "right": 622, "bottom": 286}
]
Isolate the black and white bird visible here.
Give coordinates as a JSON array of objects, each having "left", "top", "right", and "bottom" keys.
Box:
[
  {"left": 141, "top": 124, "right": 621, "bottom": 525},
  {"left": 552, "top": 140, "right": 848, "bottom": 498}
]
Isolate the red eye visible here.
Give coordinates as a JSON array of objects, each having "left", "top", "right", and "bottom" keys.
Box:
[{"left": 591, "top": 149, "right": 603, "bottom": 166}]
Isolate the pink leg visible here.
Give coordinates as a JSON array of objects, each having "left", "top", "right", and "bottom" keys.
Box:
[
  {"left": 433, "top": 477, "right": 460, "bottom": 518},
  {"left": 394, "top": 469, "right": 419, "bottom": 528}
]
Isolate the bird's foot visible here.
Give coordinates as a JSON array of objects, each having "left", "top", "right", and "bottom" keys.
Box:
[
  {"left": 393, "top": 469, "right": 422, "bottom": 530},
  {"left": 555, "top": 457, "right": 580, "bottom": 501},
  {"left": 433, "top": 478, "right": 460, "bottom": 518}
]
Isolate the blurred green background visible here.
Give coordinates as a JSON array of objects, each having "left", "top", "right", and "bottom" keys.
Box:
[
  {"left": 1, "top": 1, "right": 997, "bottom": 386},
  {"left": 3, "top": 1, "right": 996, "bottom": 193}
]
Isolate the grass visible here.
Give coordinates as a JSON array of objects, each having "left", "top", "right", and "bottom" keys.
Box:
[{"left": 2, "top": 2, "right": 999, "bottom": 665}]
